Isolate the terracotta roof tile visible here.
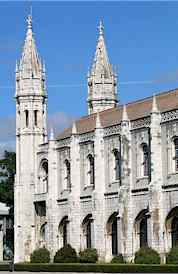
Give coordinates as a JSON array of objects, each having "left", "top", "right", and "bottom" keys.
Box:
[{"left": 57, "top": 88, "right": 178, "bottom": 140}]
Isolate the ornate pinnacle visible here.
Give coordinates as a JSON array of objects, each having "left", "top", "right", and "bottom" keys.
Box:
[
  {"left": 98, "top": 20, "right": 104, "bottom": 36},
  {"left": 27, "top": 14, "right": 32, "bottom": 30}
]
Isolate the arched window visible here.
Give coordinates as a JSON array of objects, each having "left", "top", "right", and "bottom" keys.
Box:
[
  {"left": 82, "top": 214, "right": 93, "bottom": 249},
  {"left": 87, "top": 154, "right": 95, "bottom": 186},
  {"left": 40, "top": 222, "right": 47, "bottom": 246},
  {"left": 171, "top": 216, "right": 178, "bottom": 247},
  {"left": 135, "top": 209, "right": 148, "bottom": 249},
  {"left": 59, "top": 216, "right": 69, "bottom": 247},
  {"left": 107, "top": 212, "right": 118, "bottom": 256},
  {"left": 174, "top": 138, "right": 178, "bottom": 171},
  {"left": 142, "top": 143, "right": 149, "bottom": 177},
  {"left": 140, "top": 217, "right": 148, "bottom": 248},
  {"left": 38, "top": 160, "right": 48, "bottom": 193},
  {"left": 113, "top": 149, "right": 121, "bottom": 181},
  {"left": 64, "top": 160, "right": 71, "bottom": 190},
  {"left": 34, "top": 110, "right": 38, "bottom": 126},
  {"left": 25, "top": 110, "right": 29, "bottom": 127}
]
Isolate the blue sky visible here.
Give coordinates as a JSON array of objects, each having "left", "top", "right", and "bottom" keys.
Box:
[{"left": 1, "top": 1, "right": 178, "bottom": 153}]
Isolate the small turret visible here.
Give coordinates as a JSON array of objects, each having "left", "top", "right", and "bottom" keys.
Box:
[{"left": 87, "top": 21, "right": 118, "bottom": 115}]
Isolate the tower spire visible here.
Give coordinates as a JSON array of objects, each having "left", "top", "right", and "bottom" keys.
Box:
[
  {"left": 16, "top": 11, "right": 46, "bottom": 96},
  {"left": 87, "top": 21, "right": 118, "bottom": 115}
]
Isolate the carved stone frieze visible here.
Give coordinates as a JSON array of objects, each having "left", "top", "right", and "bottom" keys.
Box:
[
  {"left": 79, "top": 132, "right": 95, "bottom": 143},
  {"left": 57, "top": 138, "right": 71, "bottom": 148},
  {"left": 131, "top": 117, "right": 151, "bottom": 130},
  {"left": 103, "top": 124, "right": 121, "bottom": 137},
  {"left": 161, "top": 110, "right": 178, "bottom": 123}
]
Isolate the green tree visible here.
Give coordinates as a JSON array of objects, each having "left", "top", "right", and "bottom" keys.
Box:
[{"left": 0, "top": 150, "right": 16, "bottom": 211}]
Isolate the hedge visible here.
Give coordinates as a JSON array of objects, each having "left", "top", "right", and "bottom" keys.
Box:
[
  {"left": 14, "top": 263, "right": 178, "bottom": 272},
  {"left": 167, "top": 247, "right": 178, "bottom": 264},
  {"left": 0, "top": 263, "right": 9, "bottom": 271}
]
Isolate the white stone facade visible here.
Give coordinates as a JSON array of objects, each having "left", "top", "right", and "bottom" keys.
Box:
[{"left": 14, "top": 15, "right": 178, "bottom": 263}]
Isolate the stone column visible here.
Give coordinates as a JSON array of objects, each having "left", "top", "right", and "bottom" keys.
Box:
[
  {"left": 93, "top": 112, "right": 106, "bottom": 260},
  {"left": 46, "top": 130, "right": 59, "bottom": 260},
  {"left": 68, "top": 122, "right": 81, "bottom": 253},
  {"left": 149, "top": 95, "right": 164, "bottom": 261}
]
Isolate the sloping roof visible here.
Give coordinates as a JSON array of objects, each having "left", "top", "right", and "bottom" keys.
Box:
[{"left": 57, "top": 88, "right": 178, "bottom": 140}]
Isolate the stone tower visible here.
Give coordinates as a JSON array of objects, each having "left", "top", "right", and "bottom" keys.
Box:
[
  {"left": 87, "top": 21, "right": 118, "bottom": 115},
  {"left": 14, "top": 14, "right": 47, "bottom": 262}
]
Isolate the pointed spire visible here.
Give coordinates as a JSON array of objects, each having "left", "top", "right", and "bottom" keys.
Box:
[
  {"left": 90, "top": 20, "right": 113, "bottom": 79},
  {"left": 72, "top": 121, "right": 77, "bottom": 135},
  {"left": 49, "top": 127, "right": 54, "bottom": 141},
  {"left": 122, "top": 105, "right": 129, "bottom": 122},
  {"left": 19, "top": 11, "right": 42, "bottom": 79},
  {"left": 151, "top": 94, "right": 159, "bottom": 114},
  {"left": 95, "top": 111, "right": 101, "bottom": 128}
]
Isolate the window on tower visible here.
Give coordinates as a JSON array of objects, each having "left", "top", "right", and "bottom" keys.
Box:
[
  {"left": 34, "top": 110, "right": 38, "bottom": 126},
  {"left": 25, "top": 110, "right": 29, "bottom": 127}
]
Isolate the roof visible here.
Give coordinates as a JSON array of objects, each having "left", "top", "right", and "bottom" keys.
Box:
[{"left": 57, "top": 88, "right": 178, "bottom": 140}]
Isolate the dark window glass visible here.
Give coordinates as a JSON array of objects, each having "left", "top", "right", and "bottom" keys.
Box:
[
  {"left": 63, "top": 221, "right": 67, "bottom": 247},
  {"left": 34, "top": 110, "right": 38, "bottom": 126},
  {"left": 25, "top": 110, "right": 29, "bottom": 127},
  {"left": 88, "top": 155, "right": 95, "bottom": 186},
  {"left": 140, "top": 217, "right": 148, "bottom": 248},
  {"left": 111, "top": 217, "right": 118, "bottom": 255},
  {"left": 143, "top": 144, "right": 149, "bottom": 176},
  {"left": 86, "top": 220, "right": 92, "bottom": 249},
  {"left": 113, "top": 149, "right": 120, "bottom": 180},
  {"left": 172, "top": 216, "right": 178, "bottom": 247},
  {"left": 65, "top": 160, "right": 71, "bottom": 190}
]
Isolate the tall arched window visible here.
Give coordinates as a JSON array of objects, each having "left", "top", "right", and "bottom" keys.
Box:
[
  {"left": 38, "top": 160, "right": 48, "bottom": 193},
  {"left": 135, "top": 209, "right": 148, "bottom": 249},
  {"left": 87, "top": 154, "right": 95, "bottom": 186},
  {"left": 59, "top": 216, "right": 69, "bottom": 247},
  {"left": 113, "top": 149, "right": 121, "bottom": 181},
  {"left": 34, "top": 110, "right": 38, "bottom": 126},
  {"left": 107, "top": 212, "right": 118, "bottom": 256},
  {"left": 64, "top": 159, "right": 71, "bottom": 190},
  {"left": 82, "top": 214, "right": 93, "bottom": 249},
  {"left": 174, "top": 138, "right": 178, "bottom": 172},
  {"left": 140, "top": 217, "right": 148, "bottom": 248},
  {"left": 25, "top": 110, "right": 29, "bottom": 127},
  {"left": 40, "top": 222, "right": 47, "bottom": 247},
  {"left": 171, "top": 216, "right": 178, "bottom": 247},
  {"left": 142, "top": 143, "right": 149, "bottom": 177}
]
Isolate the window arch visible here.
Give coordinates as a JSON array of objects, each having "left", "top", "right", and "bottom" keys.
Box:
[
  {"left": 106, "top": 212, "right": 118, "bottom": 256},
  {"left": 82, "top": 214, "right": 93, "bottom": 249},
  {"left": 165, "top": 207, "right": 178, "bottom": 248},
  {"left": 135, "top": 209, "right": 148, "bottom": 248},
  {"left": 141, "top": 143, "right": 149, "bottom": 177},
  {"left": 40, "top": 222, "right": 47, "bottom": 247},
  {"left": 38, "top": 159, "right": 48, "bottom": 193},
  {"left": 87, "top": 154, "right": 95, "bottom": 186},
  {"left": 113, "top": 149, "right": 121, "bottom": 181},
  {"left": 64, "top": 159, "right": 71, "bottom": 190},
  {"left": 58, "top": 216, "right": 69, "bottom": 247}
]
